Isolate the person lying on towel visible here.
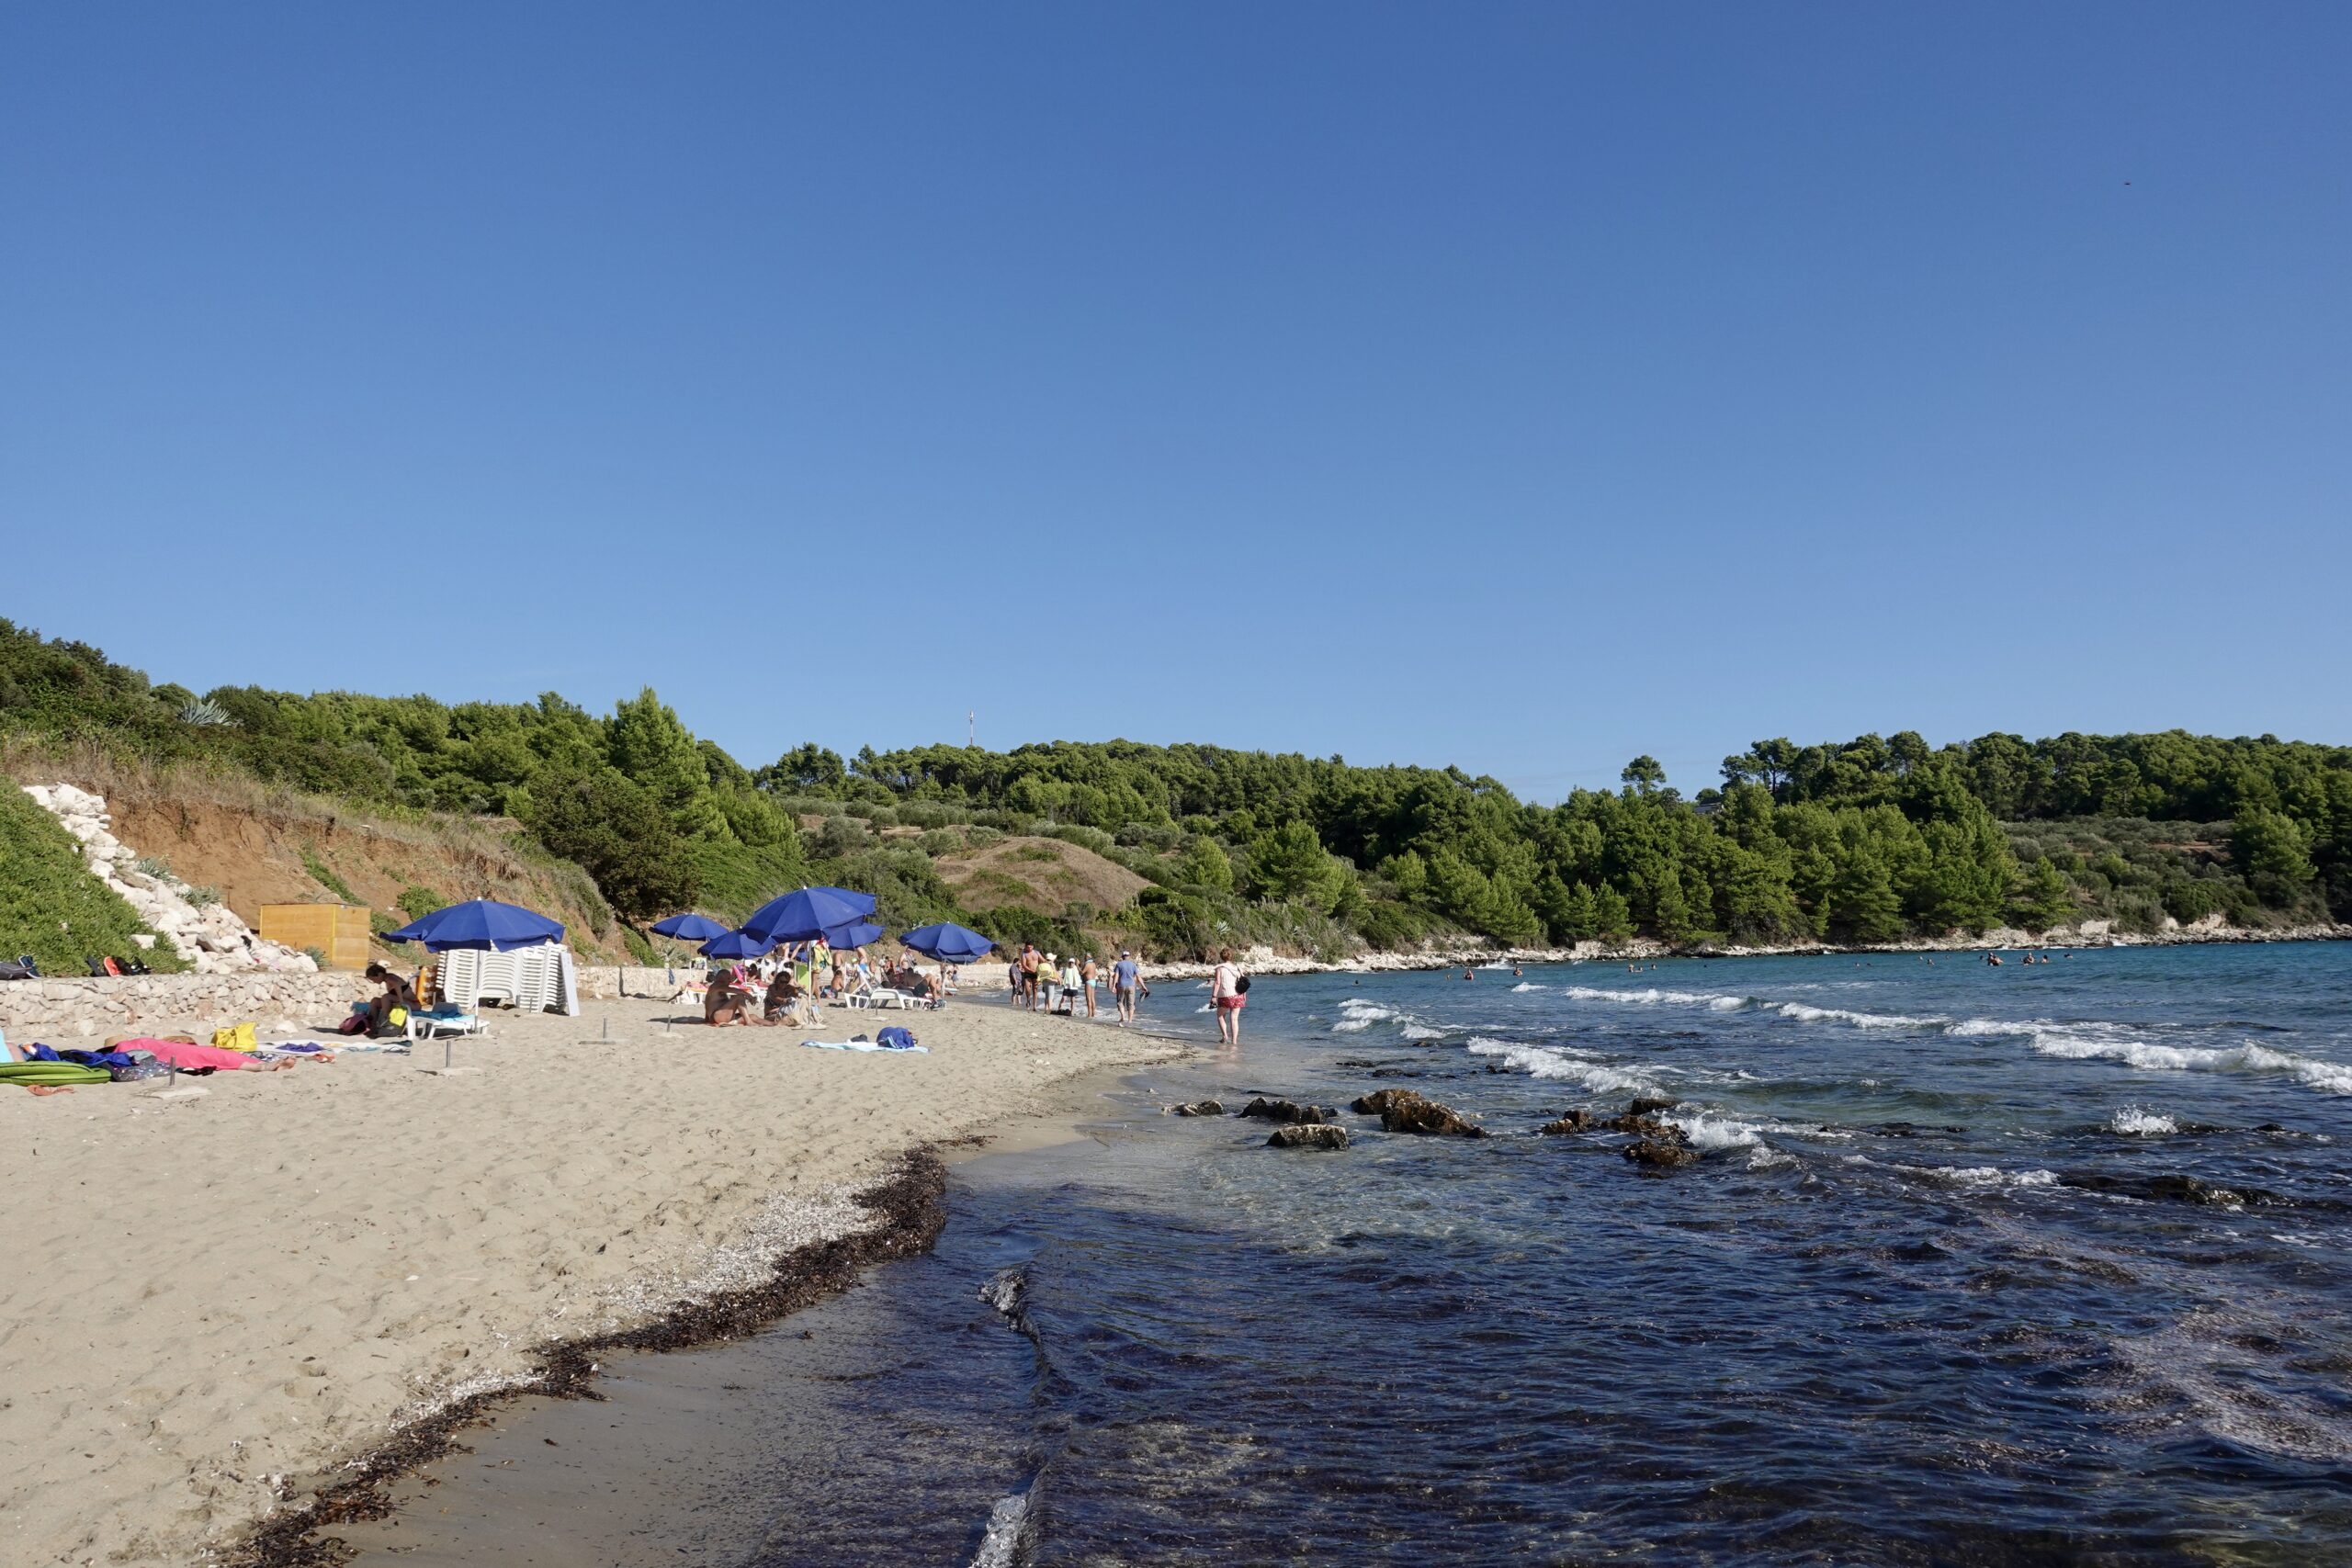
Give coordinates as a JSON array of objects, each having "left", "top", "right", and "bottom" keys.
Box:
[{"left": 101, "top": 1035, "right": 300, "bottom": 1072}]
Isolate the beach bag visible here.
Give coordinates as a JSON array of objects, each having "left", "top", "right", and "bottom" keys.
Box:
[
  {"left": 0, "top": 961, "right": 32, "bottom": 982},
  {"left": 876, "top": 1025, "right": 918, "bottom": 1050},
  {"left": 110, "top": 1049, "right": 168, "bottom": 1082},
  {"left": 212, "top": 1021, "right": 259, "bottom": 1054},
  {"left": 337, "top": 1010, "right": 369, "bottom": 1035},
  {"left": 1235, "top": 975, "right": 1250, "bottom": 994}
]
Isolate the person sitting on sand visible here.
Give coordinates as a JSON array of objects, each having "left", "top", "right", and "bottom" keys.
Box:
[
  {"left": 362, "top": 963, "right": 419, "bottom": 1035},
  {"left": 764, "top": 968, "right": 810, "bottom": 1025},
  {"left": 703, "top": 974, "right": 771, "bottom": 1027}
]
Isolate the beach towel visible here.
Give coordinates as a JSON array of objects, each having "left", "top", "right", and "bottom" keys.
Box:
[
  {"left": 121, "top": 1039, "right": 267, "bottom": 1072},
  {"left": 802, "top": 1036, "right": 930, "bottom": 1054}
]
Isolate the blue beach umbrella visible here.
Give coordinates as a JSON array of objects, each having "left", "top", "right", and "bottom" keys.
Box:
[
  {"left": 383, "top": 898, "right": 565, "bottom": 953},
  {"left": 821, "top": 919, "right": 886, "bottom": 951},
  {"left": 899, "top": 921, "right": 996, "bottom": 963},
  {"left": 651, "top": 913, "right": 729, "bottom": 942},
  {"left": 699, "top": 929, "right": 775, "bottom": 960},
  {"left": 741, "top": 886, "right": 877, "bottom": 946}
]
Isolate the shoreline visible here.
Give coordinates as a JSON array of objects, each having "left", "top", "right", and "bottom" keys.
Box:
[
  {"left": 225, "top": 1151, "right": 954, "bottom": 1568},
  {"left": 231, "top": 1048, "right": 1193, "bottom": 1567},
  {"left": 0, "top": 998, "right": 1189, "bottom": 1568}
]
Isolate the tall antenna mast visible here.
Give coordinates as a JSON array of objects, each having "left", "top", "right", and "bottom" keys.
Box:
[{"left": 967, "top": 710, "right": 976, "bottom": 748}]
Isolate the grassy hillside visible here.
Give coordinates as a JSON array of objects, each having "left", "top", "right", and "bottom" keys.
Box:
[
  {"left": 5, "top": 741, "right": 639, "bottom": 966},
  {"left": 0, "top": 773, "right": 186, "bottom": 976}
]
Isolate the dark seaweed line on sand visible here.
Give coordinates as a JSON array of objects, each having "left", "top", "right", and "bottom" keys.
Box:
[{"left": 223, "top": 1150, "right": 949, "bottom": 1568}]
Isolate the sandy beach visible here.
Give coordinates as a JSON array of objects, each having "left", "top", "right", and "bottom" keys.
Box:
[{"left": 0, "top": 990, "right": 1186, "bottom": 1567}]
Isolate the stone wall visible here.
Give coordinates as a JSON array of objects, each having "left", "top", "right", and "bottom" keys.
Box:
[
  {"left": 0, "top": 972, "right": 358, "bottom": 1042},
  {"left": 575, "top": 965, "right": 700, "bottom": 1001}
]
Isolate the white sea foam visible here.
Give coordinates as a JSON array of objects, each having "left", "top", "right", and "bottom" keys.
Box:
[
  {"left": 1773, "top": 1001, "right": 1939, "bottom": 1030},
  {"left": 1510, "top": 981, "right": 1547, "bottom": 993},
  {"left": 1844, "top": 1154, "right": 2059, "bottom": 1190},
  {"left": 967, "top": 1489, "right": 1033, "bottom": 1568},
  {"left": 1559, "top": 985, "right": 1725, "bottom": 1006},
  {"left": 2031, "top": 1031, "right": 2352, "bottom": 1097},
  {"left": 1944, "top": 1014, "right": 2352, "bottom": 1098},
  {"left": 2109, "top": 1107, "right": 2179, "bottom": 1136},
  {"left": 1464, "top": 1037, "right": 1662, "bottom": 1097},
  {"left": 1660, "top": 1112, "right": 1767, "bottom": 1151},
  {"left": 1554, "top": 984, "right": 1942, "bottom": 1032}
]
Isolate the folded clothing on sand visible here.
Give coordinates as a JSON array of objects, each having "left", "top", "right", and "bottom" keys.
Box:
[{"left": 803, "top": 1035, "right": 929, "bottom": 1054}]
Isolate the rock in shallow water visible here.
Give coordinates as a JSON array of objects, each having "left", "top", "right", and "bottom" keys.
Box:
[
  {"left": 1238, "top": 1096, "right": 1337, "bottom": 1124},
  {"left": 1267, "top": 1124, "right": 1350, "bottom": 1151},
  {"left": 1601, "top": 1113, "right": 1689, "bottom": 1142},
  {"left": 1537, "top": 1110, "right": 1594, "bottom": 1135},
  {"left": 1623, "top": 1139, "right": 1700, "bottom": 1168},
  {"left": 1628, "top": 1096, "right": 1682, "bottom": 1116},
  {"left": 1170, "top": 1100, "right": 1226, "bottom": 1117},
  {"left": 1352, "top": 1089, "right": 1485, "bottom": 1137}
]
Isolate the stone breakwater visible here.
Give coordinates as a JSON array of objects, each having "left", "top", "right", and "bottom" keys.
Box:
[
  {"left": 0, "top": 970, "right": 355, "bottom": 1041},
  {"left": 18, "top": 782, "right": 318, "bottom": 975}
]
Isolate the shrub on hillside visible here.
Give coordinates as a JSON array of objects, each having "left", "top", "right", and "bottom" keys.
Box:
[
  {"left": 397, "top": 885, "right": 446, "bottom": 920},
  {"left": 0, "top": 777, "right": 186, "bottom": 975},
  {"left": 522, "top": 763, "right": 701, "bottom": 920}
]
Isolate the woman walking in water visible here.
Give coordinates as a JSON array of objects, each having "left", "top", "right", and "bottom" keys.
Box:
[{"left": 1211, "top": 947, "right": 1248, "bottom": 1047}]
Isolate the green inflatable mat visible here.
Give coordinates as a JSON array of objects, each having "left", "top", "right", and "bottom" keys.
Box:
[{"left": 0, "top": 1062, "right": 112, "bottom": 1087}]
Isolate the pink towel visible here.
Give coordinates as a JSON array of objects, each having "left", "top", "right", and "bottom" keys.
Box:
[{"left": 119, "top": 1039, "right": 265, "bottom": 1071}]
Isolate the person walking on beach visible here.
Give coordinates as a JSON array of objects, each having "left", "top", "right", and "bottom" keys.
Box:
[
  {"left": 1057, "top": 954, "right": 1082, "bottom": 1016},
  {"left": 1113, "top": 949, "right": 1143, "bottom": 1025},
  {"left": 1018, "top": 943, "right": 1042, "bottom": 1009},
  {"left": 1211, "top": 947, "right": 1248, "bottom": 1047},
  {"left": 1080, "top": 953, "right": 1100, "bottom": 1018}
]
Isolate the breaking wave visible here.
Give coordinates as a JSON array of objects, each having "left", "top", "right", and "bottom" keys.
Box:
[
  {"left": 1464, "top": 1037, "right": 1662, "bottom": 1097},
  {"left": 2109, "top": 1107, "right": 2179, "bottom": 1136},
  {"left": 1332, "top": 998, "right": 1449, "bottom": 1038},
  {"left": 1949, "top": 1019, "right": 2352, "bottom": 1097},
  {"left": 1845, "top": 1154, "right": 2060, "bottom": 1190}
]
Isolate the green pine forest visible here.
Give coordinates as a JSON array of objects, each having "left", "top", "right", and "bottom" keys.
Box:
[{"left": 5, "top": 617, "right": 2348, "bottom": 961}]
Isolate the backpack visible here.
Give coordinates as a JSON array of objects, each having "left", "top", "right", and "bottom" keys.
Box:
[
  {"left": 1235, "top": 974, "right": 1251, "bottom": 994},
  {"left": 0, "top": 961, "right": 32, "bottom": 983},
  {"left": 337, "top": 1012, "right": 369, "bottom": 1035}
]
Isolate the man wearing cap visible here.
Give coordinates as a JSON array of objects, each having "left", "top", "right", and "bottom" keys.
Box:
[{"left": 1112, "top": 949, "right": 1144, "bottom": 1026}]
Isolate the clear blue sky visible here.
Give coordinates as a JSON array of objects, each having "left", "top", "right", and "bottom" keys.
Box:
[{"left": 6, "top": 3, "right": 2346, "bottom": 799}]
